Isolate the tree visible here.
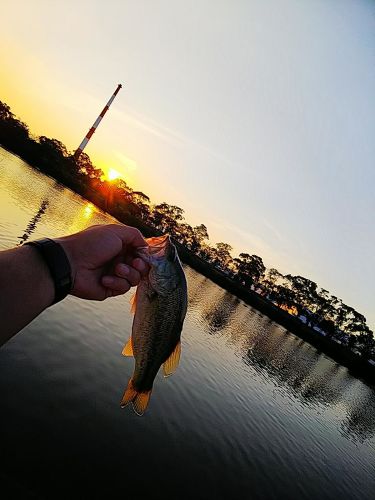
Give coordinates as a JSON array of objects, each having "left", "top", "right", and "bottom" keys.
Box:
[
  {"left": 111, "top": 178, "right": 133, "bottom": 204},
  {"left": 186, "top": 224, "right": 209, "bottom": 252},
  {"left": 355, "top": 331, "right": 375, "bottom": 359},
  {"left": 347, "top": 310, "right": 367, "bottom": 333},
  {"left": 260, "top": 267, "right": 283, "bottom": 297},
  {"left": 197, "top": 242, "right": 216, "bottom": 262},
  {"left": 271, "top": 285, "right": 297, "bottom": 311},
  {"left": 75, "top": 152, "right": 102, "bottom": 179},
  {"left": 318, "top": 318, "right": 336, "bottom": 338},
  {"left": 39, "top": 136, "right": 68, "bottom": 157},
  {"left": 174, "top": 223, "right": 194, "bottom": 247},
  {"left": 0, "top": 101, "right": 14, "bottom": 121},
  {"left": 129, "top": 191, "right": 151, "bottom": 220},
  {"left": 333, "top": 302, "right": 360, "bottom": 332},
  {"left": 312, "top": 290, "right": 339, "bottom": 325},
  {"left": 234, "top": 253, "right": 265, "bottom": 287},
  {"left": 132, "top": 191, "right": 150, "bottom": 204},
  {"left": 150, "top": 203, "right": 185, "bottom": 235},
  {"left": 284, "top": 275, "right": 318, "bottom": 315},
  {"left": 214, "top": 242, "right": 233, "bottom": 269},
  {"left": 0, "top": 102, "right": 30, "bottom": 151}
]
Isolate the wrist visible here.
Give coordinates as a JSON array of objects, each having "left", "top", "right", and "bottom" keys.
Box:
[
  {"left": 21, "top": 245, "right": 55, "bottom": 307},
  {"left": 53, "top": 236, "right": 77, "bottom": 293},
  {"left": 25, "top": 239, "right": 73, "bottom": 304}
]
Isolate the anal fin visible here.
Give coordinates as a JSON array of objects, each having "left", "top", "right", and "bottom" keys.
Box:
[
  {"left": 122, "top": 337, "right": 134, "bottom": 357},
  {"left": 163, "top": 341, "right": 181, "bottom": 377}
]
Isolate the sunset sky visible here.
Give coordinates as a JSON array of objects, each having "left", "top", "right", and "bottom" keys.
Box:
[{"left": 1, "top": 0, "right": 374, "bottom": 328}]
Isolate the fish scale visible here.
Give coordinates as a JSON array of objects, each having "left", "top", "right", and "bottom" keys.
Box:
[{"left": 133, "top": 287, "right": 182, "bottom": 388}]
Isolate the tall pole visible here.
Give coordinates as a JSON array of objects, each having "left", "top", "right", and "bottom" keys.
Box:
[{"left": 74, "top": 83, "right": 122, "bottom": 160}]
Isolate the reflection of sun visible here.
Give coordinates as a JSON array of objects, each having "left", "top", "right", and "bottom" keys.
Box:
[
  {"left": 83, "top": 202, "right": 95, "bottom": 218},
  {"left": 68, "top": 202, "right": 96, "bottom": 233},
  {"left": 107, "top": 168, "right": 121, "bottom": 181}
]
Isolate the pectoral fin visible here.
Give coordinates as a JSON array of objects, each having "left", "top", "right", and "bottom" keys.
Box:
[
  {"left": 163, "top": 341, "right": 181, "bottom": 377},
  {"left": 122, "top": 337, "right": 134, "bottom": 356}
]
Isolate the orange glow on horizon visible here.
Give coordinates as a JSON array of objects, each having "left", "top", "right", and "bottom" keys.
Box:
[{"left": 279, "top": 304, "right": 299, "bottom": 316}]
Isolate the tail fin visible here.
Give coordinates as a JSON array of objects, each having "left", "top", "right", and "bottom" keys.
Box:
[{"left": 120, "top": 378, "right": 152, "bottom": 416}]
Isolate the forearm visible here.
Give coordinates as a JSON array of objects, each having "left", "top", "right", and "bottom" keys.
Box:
[
  {"left": 0, "top": 224, "right": 148, "bottom": 347},
  {"left": 0, "top": 245, "right": 54, "bottom": 346}
]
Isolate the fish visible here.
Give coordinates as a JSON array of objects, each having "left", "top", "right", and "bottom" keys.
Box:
[{"left": 120, "top": 234, "right": 188, "bottom": 415}]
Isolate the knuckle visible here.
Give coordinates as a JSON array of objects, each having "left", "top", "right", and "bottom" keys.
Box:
[{"left": 117, "top": 279, "right": 130, "bottom": 293}]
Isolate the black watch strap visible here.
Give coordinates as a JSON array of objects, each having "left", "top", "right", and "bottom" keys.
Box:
[{"left": 25, "top": 238, "right": 72, "bottom": 304}]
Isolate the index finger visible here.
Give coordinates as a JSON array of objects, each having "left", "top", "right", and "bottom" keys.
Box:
[{"left": 108, "top": 224, "right": 147, "bottom": 249}]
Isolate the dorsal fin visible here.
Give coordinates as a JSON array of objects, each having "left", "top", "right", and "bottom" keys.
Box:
[{"left": 163, "top": 341, "right": 181, "bottom": 377}]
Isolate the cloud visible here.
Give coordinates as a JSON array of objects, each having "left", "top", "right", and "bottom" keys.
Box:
[
  {"left": 113, "top": 151, "right": 138, "bottom": 172},
  {"left": 111, "top": 105, "right": 258, "bottom": 178},
  {"left": 208, "top": 216, "right": 300, "bottom": 274}
]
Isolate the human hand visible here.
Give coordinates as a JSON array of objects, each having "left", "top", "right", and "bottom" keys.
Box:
[{"left": 55, "top": 224, "right": 149, "bottom": 300}]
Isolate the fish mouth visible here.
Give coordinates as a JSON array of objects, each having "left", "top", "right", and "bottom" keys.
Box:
[
  {"left": 146, "top": 234, "right": 170, "bottom": 255},
  {"left": 136, "top": 234, "right": 171, "bottom": 262}
]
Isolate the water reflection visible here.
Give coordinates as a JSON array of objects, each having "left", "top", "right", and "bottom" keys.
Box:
[
  {"left": 185, "top": 267, "right": 375, "bottom": 443},
  {"left": 203, "top": 292, "right": 239, "bottom": 334},
  {"left": 1, "top": 147, "right": 375, "bottom": 499},
  {"left": 17, "top": 199, "right": 49, "bottom": 244},
  {"left": 66, "top": 202, "right": 97, "bottom": 233},
  {"left": 0, "top": 148, "right": 110, "bottom": 247},
  {"left": 341, "top": 387, "right": 375, "bottom": 442}
]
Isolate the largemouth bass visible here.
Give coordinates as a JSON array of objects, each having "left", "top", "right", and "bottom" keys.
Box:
[{"left": 120, "top": 234, "right": 188, "bottom": 415}]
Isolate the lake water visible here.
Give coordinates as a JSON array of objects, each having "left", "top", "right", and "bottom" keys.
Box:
[{"left": 0, "top": 146, "right": 374, "bottom": 499}]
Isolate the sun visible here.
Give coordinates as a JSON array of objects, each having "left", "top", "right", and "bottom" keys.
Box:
[{"left": 107, "top": 168, "right": 121, "bottom": 181}]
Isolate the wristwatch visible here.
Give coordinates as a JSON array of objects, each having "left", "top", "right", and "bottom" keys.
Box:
[{"left": 25, "top": 238, "right": 72, "bottom": 304}]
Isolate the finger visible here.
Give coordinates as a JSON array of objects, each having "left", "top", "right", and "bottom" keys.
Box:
[
  {"left": 108, "top": 224, "right": 147, "bottom": 249},
  {"left": 114, "top": 263, "right": 141, "bottom": 286},
  {"left": 102, "top": 275, "right": 131, "bottom": 294},
  {"left": 104, "top": 288, "right": 125, "bottom": 299},
  {"left": 131, "top": 257, "right": 149, "bottom": 277}
]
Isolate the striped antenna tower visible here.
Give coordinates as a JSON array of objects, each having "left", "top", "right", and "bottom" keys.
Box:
[{"left": 74, "top": 83, "right": 122, "bottom": 160}]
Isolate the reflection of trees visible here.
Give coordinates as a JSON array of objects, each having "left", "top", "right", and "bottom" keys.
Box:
[
  {"left": 186, "top": 268, "right": 210, "bottom": 308},
  {"left": 244, "top": 328, "right": 353, "bottom": 407},
  {"left": 341, "top": 388, "right": 375, "bottom": 442},
  {"left": 186, "top": 258, "right": 375, "bottom": 443},
  {"left": 186, "top": 266, "right": 239, "bottom": 333},
  {"left": 18, "top": 199, "right": 49, "bottom": 245},
  {"left": 241, "top": 321, "right": 375, "bottom": 441},
  {"left": 203, "top": 292, "right": 239, "bottom": 334}
]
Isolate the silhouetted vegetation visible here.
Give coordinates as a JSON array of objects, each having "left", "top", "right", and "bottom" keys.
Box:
[{"left": 0, "top": 99, "right": 374, "bottom": 368}]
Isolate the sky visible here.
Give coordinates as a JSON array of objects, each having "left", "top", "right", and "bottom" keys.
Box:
[{"left": 1, "top": 0, "right": 374, "bottom": 328}]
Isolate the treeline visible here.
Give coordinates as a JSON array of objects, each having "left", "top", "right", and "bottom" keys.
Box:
[{"left": 0, "top": 100, "right": 373, "bottom": 361}]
